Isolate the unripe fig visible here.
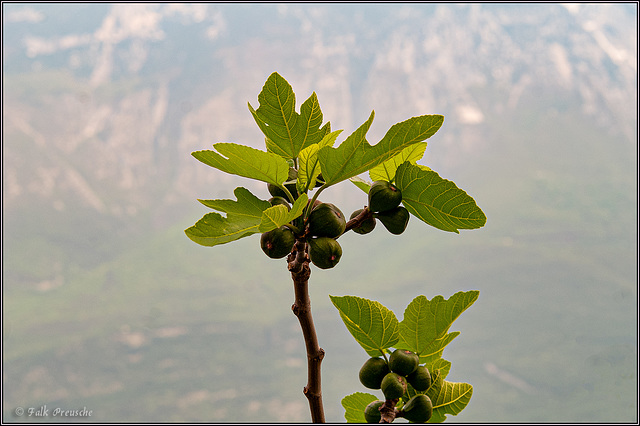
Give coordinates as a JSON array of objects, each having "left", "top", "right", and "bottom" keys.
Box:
[
  {"left": 287, "top": 167, "right": 298, "bottom": 181},
  {"left": 308, "top": 237, "right": 342, "bottom": 269},
  {"left": 368, "top": 180, "right": 402, "bottom": 213},
  {"left": 267, "top": 182, "right": 298, "bottom": 200},
  {"left": 389, "top": 349, "right": 419, "bottom": 376},
  {"left": 307, "top": 203, "right": 346, "bottom": 238},
  {"left": 359, "top": 357, "right": 390, "bottom": 389},
  {"left": 380, "top": 372, "right": 407, "bottom": 400},
  {"left": 406, "top": 365, "right": 431, "bottom": 392},
  {"left": 400, "top": 394, "right": 433, "bottom": 423},
  {"left": 349, "top": 209, "right": 376, "bottom": 235},
  {"left": 363, "top": 400, "right": 384, "bottom": 423},
  {"left": 269, "top": 196, "right": 291, "bottom": 210},
  {"left": 260, "top": 226, "right": 295, "bottom": 259},
  {"left": 375, "top": 206, "right": 410, "bottom": 235}
]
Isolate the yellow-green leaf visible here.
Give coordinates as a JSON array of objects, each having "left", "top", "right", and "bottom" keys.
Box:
[
  {"left": 192, "top": 143, "right": 289, "bottom": 185},
  {"left": 258, "top": 193, "right": 308, "bottom": 232},
  {"left": 349, "top": 176, "right": 372, "bottom": 194},
  {"left": 428, "top": 381, "right": 473, "bottom": 423},
  {"left": 369, "top": 141, "right": 428, "bottom": 182},
  {"left": 297, "top": 130, "right": 342, "bottom": 193}
]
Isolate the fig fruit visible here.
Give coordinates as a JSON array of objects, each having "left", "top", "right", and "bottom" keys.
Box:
[
  {"left": 349, "top": 209, "right": 376, "bottom": 235},
  {"left": 307, "top": 203, "right": 346, "bottom": 238},
  {"left": 359, "top": 357, "right": 390, "bottom": 389},
  {"left": 308, "top": 237, "right": 342, "bottom": 269},
  {"left": 260, "top": 226, "right": 295, "bottom": 259},
  {"left": 389, "top": 349, "right": 419, "bottom": 376},
  {"left": 380, "top": 372, "right": 407, "bottom": 400},
  {"left": 375, "top": 206, "right": 410, "bottom": 235},
  {"left": 363, "top": 400, "right": 384, "bottom": 423},
  {"left": 406, "top": 365, "right": 431, "bottom": 392},
  {"left": 400, "top": 394, "right": 433, "bottom": 423},
  {"left": 368, "top": 180, "right": 402, "bottom": 213},
  {"left": 267, "top": 182, "right": 298, "bottom": 201}
]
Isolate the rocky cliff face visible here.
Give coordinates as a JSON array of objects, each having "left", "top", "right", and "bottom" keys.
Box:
[{"left": 3, "top": 3, "right": 636, "bottom": 216}]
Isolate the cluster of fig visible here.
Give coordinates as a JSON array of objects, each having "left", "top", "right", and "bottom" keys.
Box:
[
  {"left": 359, "top": 349, "right": 433, "bottom": 423},
  {"left": 259, "top": 171, "right": 410, "bottom": 270}
]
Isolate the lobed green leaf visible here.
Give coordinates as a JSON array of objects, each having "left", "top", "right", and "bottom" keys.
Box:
[
  {"left": 318, "top": 113, "right": 443, "bottom": 186},
  {"left": 249, "top": 72, "right": 329, "bottom": 159},
  {"left": 397, "top": 291, "right": 479, "bottom": 358},
  {"left": 329, "top": 295, "right": 399, "bottom": 357},
  {"left": 185, "top": 187, "right": 271, "bottom": 247},
  {"left": 395, "top": 162, "right": 487, "bottom": 233},
  {"left": 192, "top": 143, "right": 289, "bottom": 185}
]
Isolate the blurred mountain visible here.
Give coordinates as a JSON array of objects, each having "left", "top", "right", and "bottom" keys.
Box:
[
  {"left": 2, "top": 4, "right": 637, "bottom": 423},
  {"left": 3, "top": 3, "right": 636, "bottom": 220}
]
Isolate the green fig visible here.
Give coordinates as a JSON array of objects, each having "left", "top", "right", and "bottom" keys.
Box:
[
  {"left": 307, "top": 203, "right": 346, "bottom": 238},
  {"left": 389, "top": 349, "right": 419, "bottom": 376},
  {"left": 308, "top": 237, "right": 342, "bottom": 269},
  {"left": 400, "top": 394, "right": 433, "bottom": 423},
  {"left": 368, "top": 180, "right": 402, "bottom": 213},
  {"left": 406, "top": 365, "right": 431, "bottom": 392},
  {"left": 267, "top": 182, "right": 298, "bottom": 201},
  {"left": 359, "top": 357, "right": 390, "bottom": 389},
  {"left": 349, "top": 209, "right": 376, "bottom": 235},
  {"left": 269, "top": 196, "right": 291, "bottom": 210},
  {"left": 363, "top": 400, "right": 384, "bottom": 423},
  {"left": 375, "top": 206, "right": 410, "bottom": 235},
  {"left": 380, "top": 372, "right": 407, "bottom": 400},
  {"left": 260, "top": 226, "right": 295, "bottom": 259},
  {"left": 287, "top": 167, "right": 298, "bottom": 181}
]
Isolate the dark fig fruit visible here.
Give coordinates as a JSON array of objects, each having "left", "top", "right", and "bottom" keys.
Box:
[
  {"left": 308, "top": 237, "right": 342, "bottom": 269},
  {"left": 368, "top": 180, "right": 402, "bottom": 213},
  {"left": 359, "top": 357, "right": 390, "bottom": 389},
  {"left": 406, "top": 365, "right": 431, "bottom": 392},
  {"left": 269, "top": 196, "right": 291, "bottom": 210},
  {"left": 349, "top": 209, "right": 376, "bottom": 235},
  {"left": 267, "top": 182, "right": 298, "bottom": 200},
  {"left": 375, "top": 206, "right": 410, "bottom": 235},
  {"left": 389, "top": 349, "right": 419, "bottom": 376},
  {"left": 380, "top": 372, "right": 407, "bottom": 400},
  {"left": 260, "top": 226, "right": 295, "bottom": 259},
  {"left": 399, "top": 394, "right": 433, "bottom": 423},
  {"left": 287, "top": 167, "right": 298, "bottom": 181},
  {"left": 307, "top": 203, "right": 346, "bottom": 238},
  {"left": 363, "top": 400, "right": 384, "bottom": 423}
]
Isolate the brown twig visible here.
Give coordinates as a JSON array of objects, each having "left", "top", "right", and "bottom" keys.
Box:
[
  {"left": 343, "top": 206, "right": 374, "bottom": 235},
  {"left": 288, "top": 238, "right": 325, "bottom": 423},
  {"left": 379, "top": 399, "right": 399, "bottom": 423}
]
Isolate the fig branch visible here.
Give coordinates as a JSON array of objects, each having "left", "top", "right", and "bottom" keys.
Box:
[
  {"left": 288, "top": 238, "right": 326, "bottom": 423},
  {"left": 343, "top": 207, "right": 373, "bottom": 234}
]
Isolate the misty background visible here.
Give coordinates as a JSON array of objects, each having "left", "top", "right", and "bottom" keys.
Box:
[{"left": 2, "top": 3, "right": 637, "bottom": 423}]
